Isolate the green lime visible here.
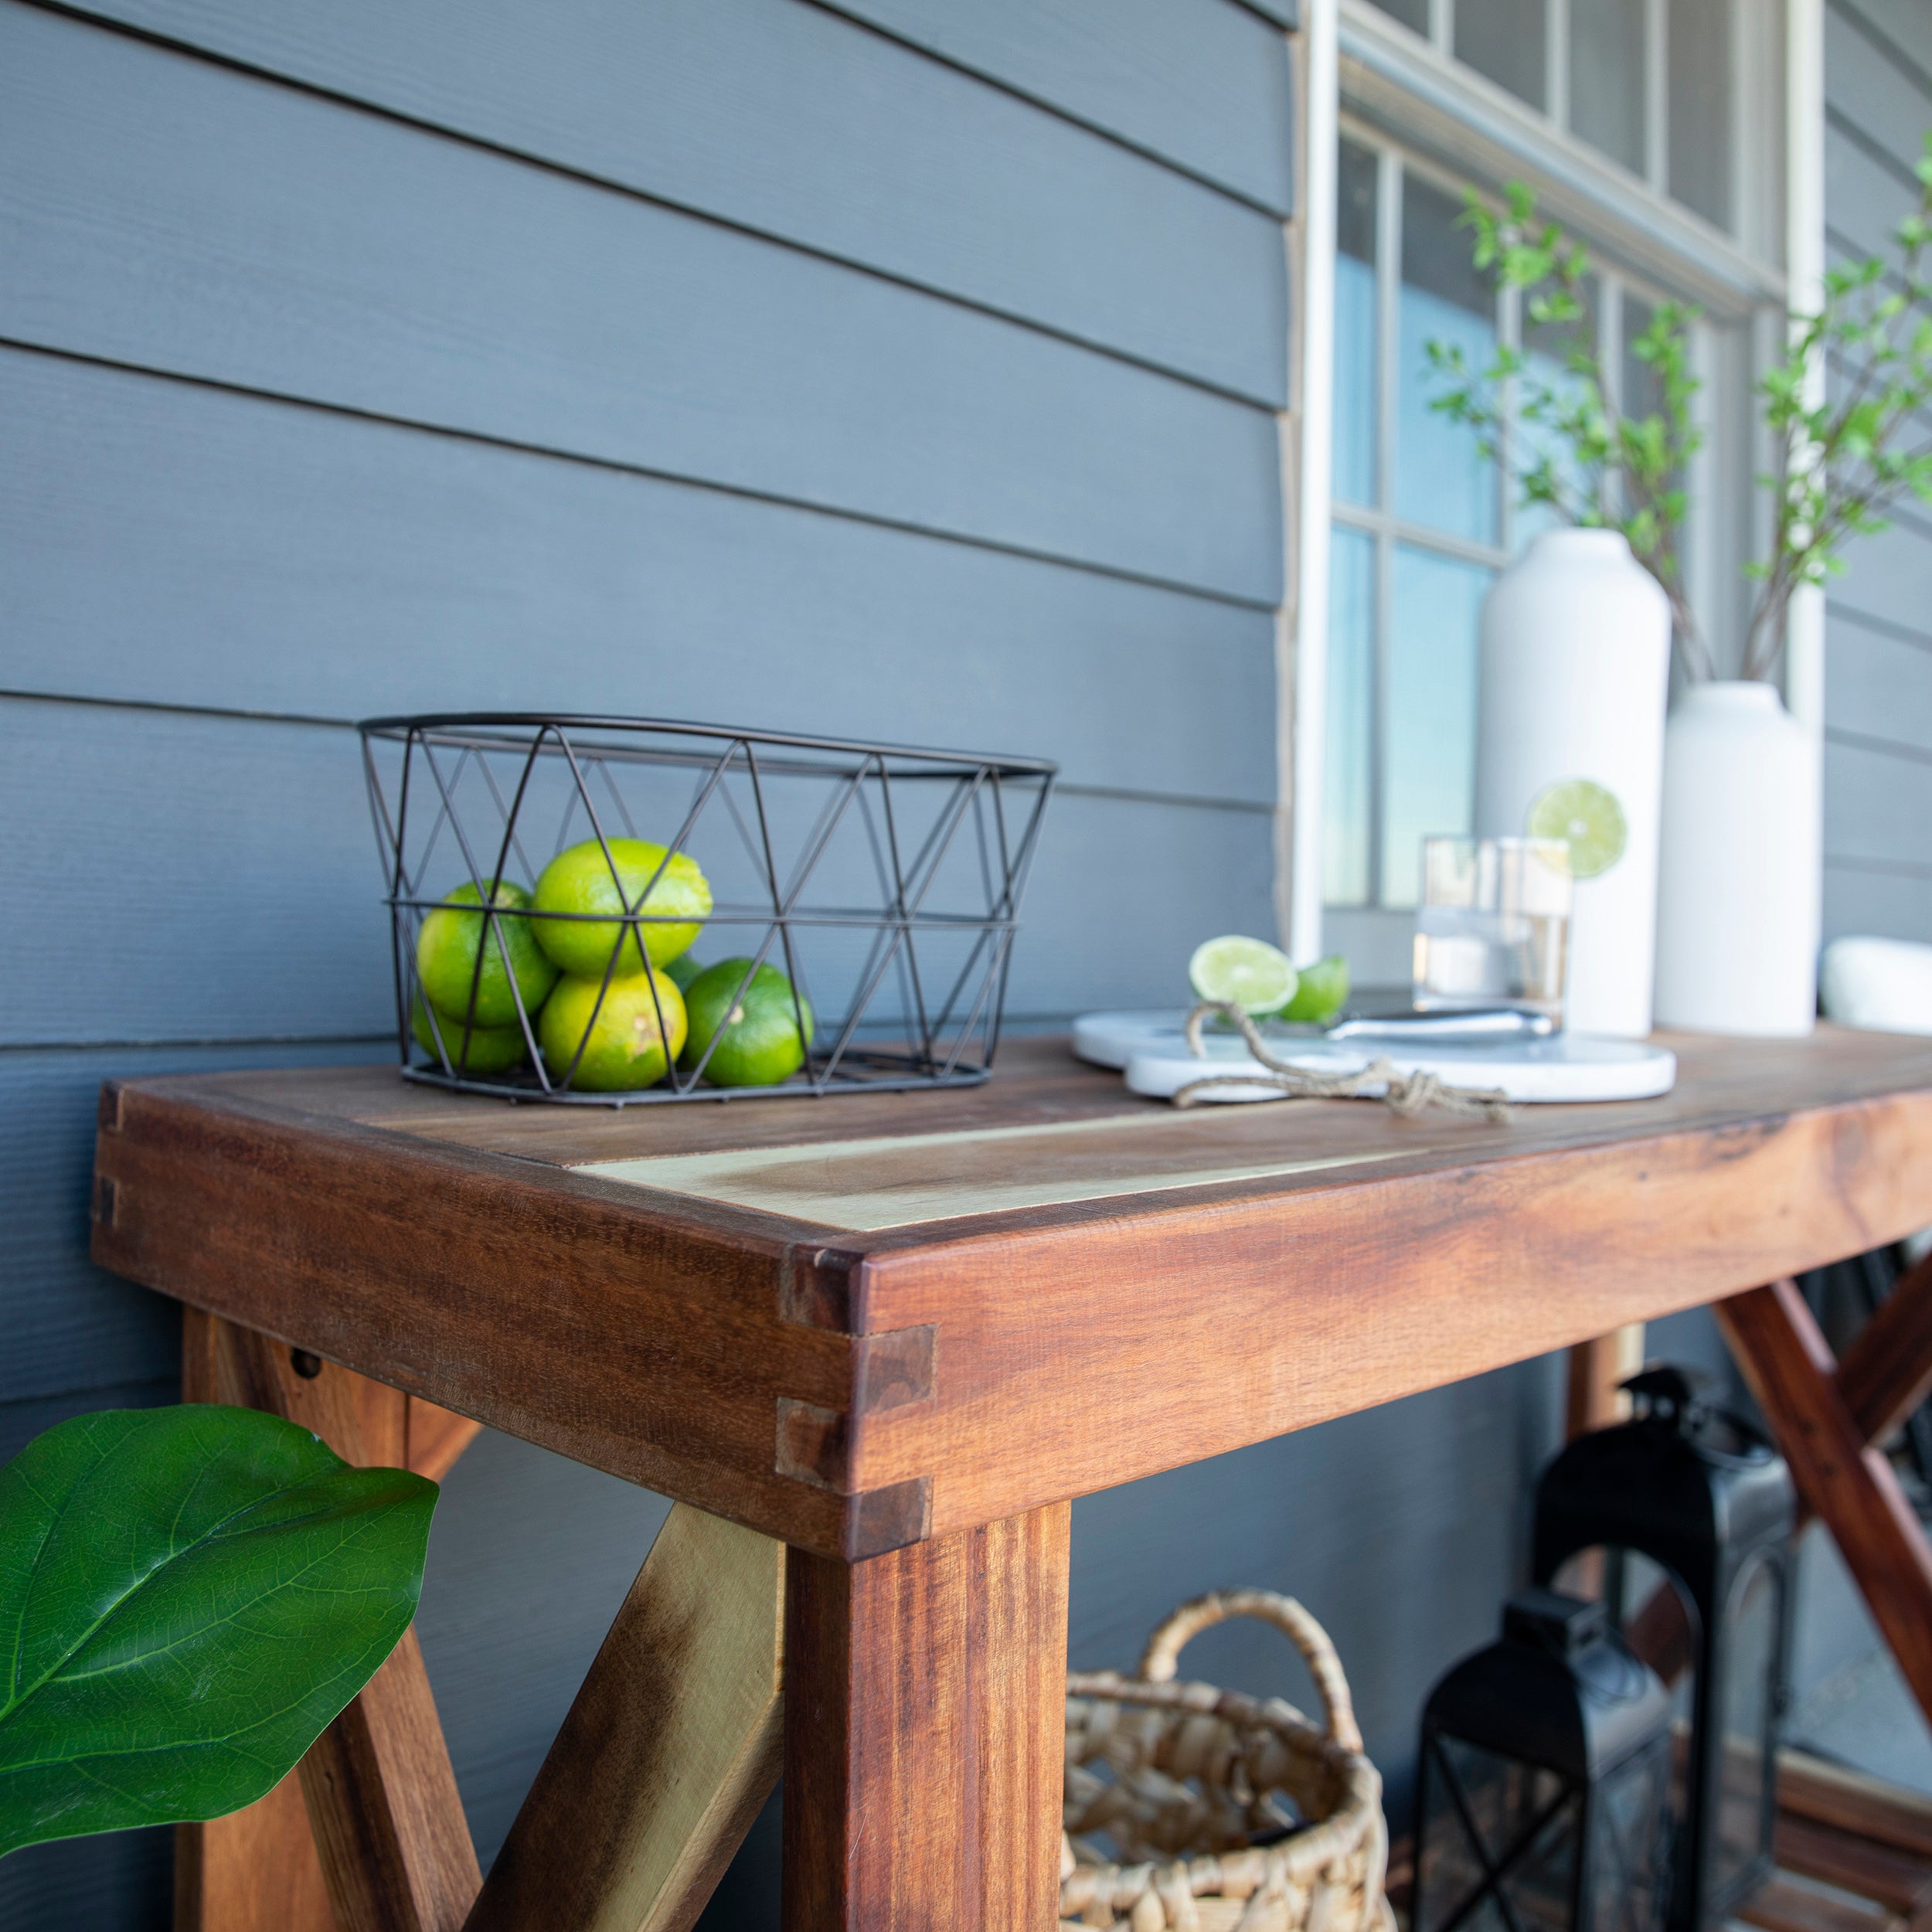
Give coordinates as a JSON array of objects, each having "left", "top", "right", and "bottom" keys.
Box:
[
  {"left": 664, "top": 951, "right": 707, "bottom": 993},
  {"left": 1527, "top": 778, "right": 1628, "bottom": 879},
  {"left": 681, "top": 958, "right": 815, "bottom": 1087},
  {"left": 531, "top": 838, "right": 713, "bottom": 977},
  {"left": 1188, "top": 935, "right": 1298, "bottom": 1016},
  {"left": 1277, "top": 953, "right": 1351, "bottom": 1024},
  {"left": 416, "top": 879, "right": 556, "bottom": 1028},
  {"left": 539, "top": 968, "right": 688, "bottom": 1092},
  {"left": 410, "top": 993, "right": 529, "bottom": 1075}
]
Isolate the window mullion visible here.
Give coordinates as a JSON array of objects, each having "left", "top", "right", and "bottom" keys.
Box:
[
  {"left": 1498, "top": 281, "right": 1519, "bottom": 554},
  {"left": 1547, "top": 0, "right": 1570, "bottom": 134},
  {"left": 1645, "top": 0, "right": 1669, "bottom": 194}
]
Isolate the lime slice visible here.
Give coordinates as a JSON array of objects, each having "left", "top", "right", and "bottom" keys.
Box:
[
  {"left": 1277, "top": 953, "right": 1350, "bottom": 1024},
  {"left": 1188, "top": 935, "right": 1298, "bottom": 1015},
  {"left": 1526, "top": 778, "right": 1628, "bottom": 880}
]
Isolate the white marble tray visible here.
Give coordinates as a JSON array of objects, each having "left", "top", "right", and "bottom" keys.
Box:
[{"left": 1073, "top": 1009, "right": 1677, "bottom": 1104}]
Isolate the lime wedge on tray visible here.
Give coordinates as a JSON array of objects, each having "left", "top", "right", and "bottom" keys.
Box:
[
  {"left": 1527, "top": 778, "right": 1628, "bottom": 879},
  {"left": 1188, "top": 935, "right": 1298, "bottom": 1015}
]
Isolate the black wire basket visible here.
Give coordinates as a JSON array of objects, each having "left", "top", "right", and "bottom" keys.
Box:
[{"left": 359, "top": 715, "right": 1056, "bottom": 1104}]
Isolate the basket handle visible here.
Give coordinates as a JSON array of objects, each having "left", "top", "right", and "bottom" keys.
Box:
[{"left": 1136, "top": 1589, "right": 1363, "bottom": 1753}]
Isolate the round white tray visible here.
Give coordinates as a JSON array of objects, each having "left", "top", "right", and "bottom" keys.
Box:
[{"left": 1073, "top": 1010, "right": 1676, "bottom": 1105}]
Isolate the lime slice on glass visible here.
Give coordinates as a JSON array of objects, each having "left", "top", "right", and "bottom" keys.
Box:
[
  {"left": 1277, "top": 952, "right": 1350, "bottom": 1024},
  {"left": 1526, "top": 778, "right": 1628, "bottom": 880},
  {"left": 1188, "top": 936, "right": 1298, "bottom": 1015}
]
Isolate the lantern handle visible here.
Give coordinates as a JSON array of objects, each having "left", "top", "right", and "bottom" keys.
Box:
[{"left": 1136, "top": 1588, "right": 1363, "bottom": 1753}]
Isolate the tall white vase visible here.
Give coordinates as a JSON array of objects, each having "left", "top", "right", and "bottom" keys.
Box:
[
  {"left": 1654, "top": 682, "right": 1820, "bottom": 1036},
  {"left": 1475, "top": 529, "right": 1672, "bottom": 1038}
]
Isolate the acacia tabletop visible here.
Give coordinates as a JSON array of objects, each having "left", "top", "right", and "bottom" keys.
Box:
[{"left": 92, "top": 1029, "right": 1932, "bottom": 1560}]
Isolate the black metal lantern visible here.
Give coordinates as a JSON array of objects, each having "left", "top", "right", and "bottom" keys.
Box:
[
  {"left": 1532, "top": 1366, "right": 1796, "bottom": 1932},
  {"left": 1415, "top": 1589, "right": 1677, "bottom": 1932}
]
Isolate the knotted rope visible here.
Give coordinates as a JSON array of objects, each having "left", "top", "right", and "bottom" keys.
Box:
[{"left": 1169, "top": 1002, "right": 1512, "bottom": 1123}]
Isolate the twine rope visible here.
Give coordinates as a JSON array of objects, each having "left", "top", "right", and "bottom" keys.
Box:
[{"left": 1169, "top": 1003, "right": 1512, "bottom": 1124}]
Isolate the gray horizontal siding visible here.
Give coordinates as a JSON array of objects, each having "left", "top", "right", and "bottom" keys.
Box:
[
  {"left": 1825, "top": 734, "right": 1932, "bottom": 868},
  {"left": 1822, "top": 512, "right": 1932, "bottom": 641},
  {"left": 0, "top": 349, "right": 1278, "bottom": 804},
  {"left": 0, "top": 696, "right": 1273, "bottom": 1043},
  {"left": 1825, "top": 605, "right": 1932, "bottom": 748},
  {"left": 0, "top": 2, "right": 1279, "bottom": 602},
  {"left": 1824, "top": 0, "right": 1932, "bottom": 947},
  {"left": 815, "top": 0, "right": 1296, "bottom": 212},
  {"left": 0, "top": 1042, "right": 389, "bottom": 1408},
  {"left": 0, "top": 0, "right": 1292, "bottom": 1922},
  {"left": 1836, "top": 0, "right": 1932, "bottom": 93},
  {"left": 56, "top": 0, "right": 1288, "bottom": 401},
  {"left": 1826, "top": 4, "right": 1931, "bottom": 178}
]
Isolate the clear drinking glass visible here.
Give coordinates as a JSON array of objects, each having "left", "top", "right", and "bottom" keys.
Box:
[{"left": 1413, "top": 836, "right": 1573, "bottom": 1019}]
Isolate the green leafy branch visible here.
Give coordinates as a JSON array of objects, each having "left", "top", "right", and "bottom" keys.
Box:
[
  {"left": 1743, "top": 131, "right": 1932, "bottom": 680},
  {"left": 1426, "top": 183, "right": 1710, "bottom": 676}
]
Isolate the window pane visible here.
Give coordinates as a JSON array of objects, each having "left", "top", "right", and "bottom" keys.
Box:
[
  {"left": 1397, "top": 175, "right": 1498, "bottom": 546},
  {"left": 1622, "top": 292, "right": 1666, "bottom": 423},
  {"left": 1383, "top": 544, "right": 1490, "bottom": 906},
  {"left": 1570, "top": 0, "right": 1645, "bottom": 175},
  {"left": 1619, "top": 292, "right": 1682, "bottom": 576},
  {"left": 1325, "top": 526, "right": 1376, "bottom": 906},
  {"left": 1669, "top": 0, "right": 1733, "bottom": 230},
  {"left": 1335, "top": 141, "right": 1379, "bottom": 508},
  {"left": 1515, "top": 274, "right": 1600, "bottom": 544},
  {"left": 1455, "top": 0, "right": 1546, "bottom": 111},
  {"left": 1364, "top": 0, "right": 1430, "bottom": 33}
]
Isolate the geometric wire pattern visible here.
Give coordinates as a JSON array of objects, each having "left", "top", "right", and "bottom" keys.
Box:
[{"left": 360, "top": 713, "right": 1056, "bottom": 1104}]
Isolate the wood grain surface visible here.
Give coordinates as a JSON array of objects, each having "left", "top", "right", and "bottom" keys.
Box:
[
  {"left": 95, "top": 1029, "right": 1932, "bottom": 1556},
  {"left": 782, "top": 1503, "right": 1070, "bottom": 1930},
  {"left": 467, "top": 1505, "right": 786, "bottom": 1932}
]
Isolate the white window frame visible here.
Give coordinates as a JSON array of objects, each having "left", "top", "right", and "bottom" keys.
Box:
[{"left": 1281, "top": 0, "right": 1825, "bottom": 970}]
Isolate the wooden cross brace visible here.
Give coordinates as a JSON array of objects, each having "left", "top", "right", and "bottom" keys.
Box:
[
  {"left": 174, "top": 1309, "right": 1068, "bottom": 1932},
  {"left": 1717, "top": 1263, "right": 1932, "bottom": 1730}
]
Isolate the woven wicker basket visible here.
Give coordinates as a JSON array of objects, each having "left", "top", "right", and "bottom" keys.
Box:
[{"left": 1060, "top": 1590, "right": 1394, "bottom": 1932}]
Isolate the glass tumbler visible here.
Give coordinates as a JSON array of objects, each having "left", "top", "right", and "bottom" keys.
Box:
[{"left": 1413, "top": 836, "right": 1573, "bottom": 1020}]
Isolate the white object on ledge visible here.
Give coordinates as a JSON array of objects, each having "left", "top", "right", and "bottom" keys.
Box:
[
  {"left": 1820, "top": 936, "right": 1932, "bottom": 1036},
  {"left": 1654, "top": 682, "right": 1821, "bottom": 1036},
  {"left": 1475, "top": 528, "right": 1672, "bottom": 1039}
]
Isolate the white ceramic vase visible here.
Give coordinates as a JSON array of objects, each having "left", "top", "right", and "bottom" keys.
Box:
[
  {"left": 1475, "top": 529, "right": 1672, "bottom": 1038},
  {"left": 1653, "top": 682, "right": 1821, "bottom": 1036}
]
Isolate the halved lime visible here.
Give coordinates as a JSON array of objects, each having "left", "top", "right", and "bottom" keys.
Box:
[
  {"left": 1526, "top": 778, "right": 1628, "bottom": 880},
  {"left": 1188, "top": 935, "right": 1298, "bottom": 1015},
  {"left": 1277, "top": 952, "right": 1350, "bottom": 1024}
]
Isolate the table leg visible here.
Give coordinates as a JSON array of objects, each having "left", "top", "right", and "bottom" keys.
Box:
[
  {"left": 468, "top": 1503, "right": 787, "bottom": 1932},
  {"left": 1565, "top": 1323, "right": 1645, "bottom": 1438},
  {"left": 1719, "top": 1278, "right": 1932, "bottom": 1728},
  {"left": 175, "top": 1310, "right": 481, "bottom": 1932},
  {"left": 781, "top": 1502, "right": 1070, "bottom": 1932}
]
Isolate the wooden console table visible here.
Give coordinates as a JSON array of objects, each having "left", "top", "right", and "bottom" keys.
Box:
[{"left": 90, "top": 1029, "right": 1932, "bottom": 1932}]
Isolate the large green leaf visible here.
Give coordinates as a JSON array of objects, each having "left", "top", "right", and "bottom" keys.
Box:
[{"left": 0, "top": 1403, "right": 436, "bottom": 1858}]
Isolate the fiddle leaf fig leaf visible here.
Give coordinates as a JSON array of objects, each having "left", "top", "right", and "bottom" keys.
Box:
[{"left": 0, "top": 1404, "right": 436, "bottom": 1859}]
